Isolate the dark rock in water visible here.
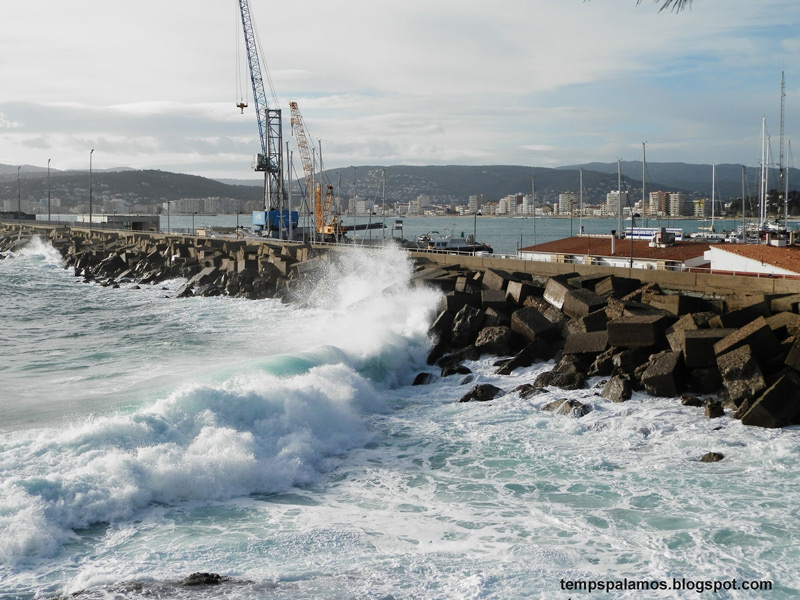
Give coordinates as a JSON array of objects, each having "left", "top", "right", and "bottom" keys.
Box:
[
  {"left": 513, "top": 383, "right": 548, "bottom": 399},
  {"left": 429, "top": 310, "right": 455, "bottom": 340},
  {"left": 412, "top": 372, "right": 437, "bottom": 386},
  {"left": 739, "top": 370, "right": 800, "bottom": 428},
  {"left": 459, "top": 384, "right": 505, "bottom": 403},
  {"left": 542, "top": 398, "right": 591, "bottom": 417},
  {"left": 174, "top": 283, "right": 194, "bottom": 298},
  {"left": 494, "top": 339, "right": 553, "bottom": 375},
  {"left": 688, "top": 366, "right": 723, "bottom": 394},
  {"left": 588, "top": 347, "right": 615, "bottom": 377},
  {"left": 716, "top": 345, "right": 766, "bottom": 408},
  {"left": 681, "top": 395, "right": 704, "bottom": 407},
  {"left": 610, "top": 347, "right": 651, "bottom": 377},
  {"left": 700, "top": 452, "right": 725, "bottom": 463},
  {"left": 438, "top": 346, "right": 481, "bottom": 369},
  {"left": 182, "top": 572, "right": 224, "bottom": 586},
  {"left": 641, "top": 351, "right": 684, "bottom": 398},
  {"left": 534, "top": 369, "right": 586, "bottom": 391},
  {"left": 601, "top": 375, "right": 632, "bottom": 403},
  {"left": 474, "top": 326, "right": 513, "bottom": 356},
  {"left": 426, "top": 339, "right": 452, "bottom": 366},
  {"left": 705, "top": 400, "right": 725, "bottom": 419},
  {"left": 450, "top": 305, "right": 485, "bottom": 348},
  {"left": 441, "top": 364, "right": 472, "bottom": 377}
]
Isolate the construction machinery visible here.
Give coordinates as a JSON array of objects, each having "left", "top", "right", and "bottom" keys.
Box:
[
  {"left": 289, "top": 101, "right": 344, "bottom": 239},
  {"left": 236, "top": 0, "right": 297, "bottom": 237}
]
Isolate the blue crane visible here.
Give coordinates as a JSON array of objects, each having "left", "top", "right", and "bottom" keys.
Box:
[{"left": 236, "top": 0, "right": 284, "bottom": 213}]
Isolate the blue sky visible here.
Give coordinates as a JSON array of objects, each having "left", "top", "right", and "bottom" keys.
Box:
[{"left": 0, "top": 0, "right": 798, "bottom": 180}]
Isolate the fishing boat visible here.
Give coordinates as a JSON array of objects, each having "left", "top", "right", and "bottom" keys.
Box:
[{"left": 417, "top": 231, "right": 493, "bottom": 254}]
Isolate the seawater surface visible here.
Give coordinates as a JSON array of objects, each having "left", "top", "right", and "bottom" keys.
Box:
[{"left": 1, "top": 237, "right": 799, "bottom": 599}]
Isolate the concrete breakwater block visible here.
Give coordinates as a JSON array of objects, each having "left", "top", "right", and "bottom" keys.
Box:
[{"left": 607, "top": 314, "right": 667, "bottom": 348}]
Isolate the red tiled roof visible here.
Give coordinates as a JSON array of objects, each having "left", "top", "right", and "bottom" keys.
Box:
[
  {"left": 519, "top": 236, "right": 710, "bottom": 262},
  {"left": 712, "top": 243, "right": 800, "bottom": 275}
]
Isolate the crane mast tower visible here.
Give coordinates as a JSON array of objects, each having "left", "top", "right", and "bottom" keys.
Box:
[{"left": 237, "top": 0, "right": 283, "bottom": 213}]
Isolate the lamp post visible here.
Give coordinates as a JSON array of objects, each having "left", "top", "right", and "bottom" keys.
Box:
[
  {"left": 192, "top": 211, "right": 196, "bottom": 234},
  {"left": 47, "top": 159, "right": 51, "bottom": 223},
  {"left": 473, "top": 209, "right": 477, "bottom": 247},
  {"left": 17, "top": 166, "right": 21, "bottom": 220},
  {"left": 89, "top": 149, "right": 94, "bottom": 227},
  {"left": 167, "top": 201, "right": 171, "bottom": 233}
]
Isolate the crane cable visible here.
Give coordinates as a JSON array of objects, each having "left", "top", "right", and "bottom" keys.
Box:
[{"left": 234, "top": 0, "right": 278, "bottom": 110}]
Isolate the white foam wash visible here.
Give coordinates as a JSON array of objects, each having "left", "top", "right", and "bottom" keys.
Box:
[{"left": 0, "top": 237, "right": 798, "bottom": 599}]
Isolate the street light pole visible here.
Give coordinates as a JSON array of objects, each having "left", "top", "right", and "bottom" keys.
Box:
[
  {"left": 167, "top": 201, "right": 171, "bottom": 233},
  {"left": 89, "top": 149, "right": 94, "bottom": 227},
  {"left": 47, "top": 159, "right": 51, "bottom": 222},
  {"left": 17, "top": 166, "right": 21, "bottom": 220},
  {"left": 192, "top": 211, "right": 196, "bottom": 234}
]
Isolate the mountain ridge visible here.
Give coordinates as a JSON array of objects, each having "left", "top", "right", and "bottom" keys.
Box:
[{"left": 1, "top": 162, "right": 797, "bottom": 212}]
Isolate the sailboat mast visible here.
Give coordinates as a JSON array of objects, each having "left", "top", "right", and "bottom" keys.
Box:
[
  {"left": 579, "top": 169, "right": 584, "bottom": 236},
  {"left": 787, "top": 140, "right": 792, "bottom": 225},
  {"left": 532, "top": 171, "right": 537, "bottom": 247},
  {"left": 642, "top": 142, "right": 647, "bottom": 227},
  {"left": 617, "top": 159, "right": 622, "bottom": 235},
  {"left": 711, "top": 163, "right": 716, "bottom": 232},
  {"left": 381, "top": 168, "right": 386, "bottom": 240},
  {"left": 741, "top": 165, "right": 747, "bottom": 243},
  {"left": 779, "top": 71, "right": 786, "bottom": 223},
  {"left": 760, "top": 117, "right": 768, "bottom": 229}
]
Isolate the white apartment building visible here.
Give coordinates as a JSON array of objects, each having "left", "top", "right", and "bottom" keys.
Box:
[
  {"left": 558, "top": 192, "right": 576, "bottom": 216},
  {"left": 604, "top": 190, "right": 629, "bottom": 217},
  {"left": 668, "top": 192, "right": 689, "bottom": 217},
  {"left": 468, "top": 194, "right": 485, "bottom": 213}
]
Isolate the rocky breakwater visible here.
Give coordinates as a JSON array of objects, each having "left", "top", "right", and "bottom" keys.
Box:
[
  {"left": 413, "top": 257, "right": 800, "bottom": 430},
  {"left": 0, "top": 226, "right": 331, "bottom": 301}
]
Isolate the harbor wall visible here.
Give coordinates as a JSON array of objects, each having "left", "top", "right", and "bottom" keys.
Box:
[
  {"left": 408, "top": 252, "right": 800, "bottom": 296},
  {"left": 3, "top": 220, "right": 800, "bottom": 297}
]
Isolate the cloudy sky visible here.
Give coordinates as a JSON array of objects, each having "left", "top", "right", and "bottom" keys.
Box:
[{"left": 1, "top": 0, "right": 798, "bottom": 181}]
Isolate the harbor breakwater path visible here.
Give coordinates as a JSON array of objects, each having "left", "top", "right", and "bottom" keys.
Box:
[{"left": 4, "top": 220, "right": 800, "bottom": 432}]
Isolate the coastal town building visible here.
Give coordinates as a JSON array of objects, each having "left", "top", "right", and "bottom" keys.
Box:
[
  {"left": 704, "top": 244, "right": 800, "bottom": 276},
  {"left": 558, "top": 192, "right": 576, "bottom": 216},
  {"left": 603, "top": 190, "right": 630, "bottom": 217},
  {"left": 668, "top": 192, "right": 690, "bottom": 217},
  {"left": 517, "top": 235, "right": 710, "bottom": 271},
  {"left": 468, "top": 194, "right": 484, "bottom": 214}
]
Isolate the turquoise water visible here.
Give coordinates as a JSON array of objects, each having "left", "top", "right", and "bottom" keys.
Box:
[{"left": 1, "top": 237, "right": 799, "bottom": 599}]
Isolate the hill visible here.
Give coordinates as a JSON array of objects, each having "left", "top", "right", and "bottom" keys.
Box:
[
  {"left": 2, "top": 162, "right": 797, "bottom": 213},
  {"left": 559, "top": 161, "right": 800, "bottom": 201},
  {"left": 315, "top": 164, "right": 685, "bottom": 207},
  {"left": 0, "top": 167, "right": 264, "bottom": 211}
]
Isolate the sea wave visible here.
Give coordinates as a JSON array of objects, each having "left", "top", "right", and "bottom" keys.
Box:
[{"left": 0, "top": 243, "right": 440, "bottom": 565}]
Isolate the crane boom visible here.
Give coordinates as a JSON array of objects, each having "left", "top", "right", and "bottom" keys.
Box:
[
  {"left": 289, "top": 102, "right": 315, "bottom": 197},
  {"left": 237, "top": 0, "right": 283, "bottom": 210},
  {"left": 289, "top": 101, "right": 343, "bottom": 239}
]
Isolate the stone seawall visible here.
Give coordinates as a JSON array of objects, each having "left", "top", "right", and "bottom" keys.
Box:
[
  {"left": 5, "top": 221, "right": 800, "bottom": 431},
  {"left": 0, "top": 222, "right": 333, "bottom": 301},
  {"left": 411, "top": 257, "right": 800, "bottom": 430}
]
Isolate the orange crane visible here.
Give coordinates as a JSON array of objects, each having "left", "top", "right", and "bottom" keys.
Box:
[{"left": 289, "top": 101, "right": 343, "bottom": 239}]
